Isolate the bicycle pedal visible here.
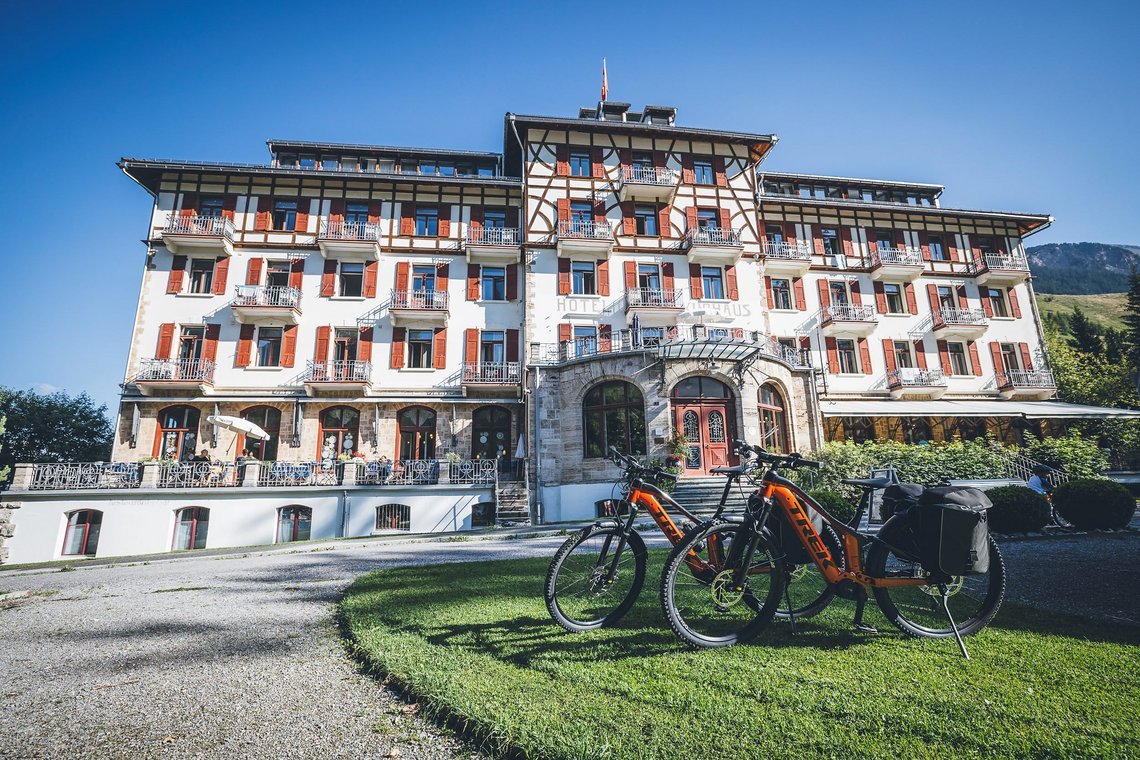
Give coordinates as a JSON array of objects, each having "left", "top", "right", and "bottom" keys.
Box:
[{"left": 852, "top": 621, "right": 878, "bottom": 634}]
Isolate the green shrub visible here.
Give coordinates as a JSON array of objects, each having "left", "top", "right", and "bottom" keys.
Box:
[
  {"left": 985, "top": 485, "right": 1051, "bottom": 532},
  {"left": 1021, "top": 433, "right": 1109, "bottom": 479},
  {"left": 647, "top": 458, "right": 681, "bottom": 493},
  {"left": 806, "top": 490, "right": 856, "bottom": 524},
  {"left": 1053, "top": 478, "right": 1136, "bottom": 530}
]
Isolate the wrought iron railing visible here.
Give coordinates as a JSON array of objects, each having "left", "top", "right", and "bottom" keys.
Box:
[
  {"left": 888, "top": 368, "right": 947, "bottom": 388},
  {"left": 627, "top": 288, "right": 684, "bottom": 308},
  {"left": 447, "top": 459, "right": 499, "bottom": 485},
  {"left": 684, "top": 227, "right": 742, "bottom": 247},
  {"left": 29, "top": 462, "right": 141, "bottom": 490},
  {"left": 258, "top": 461, "right": 343, "bottom": 487},
  {"left": 530, "top": 326, "right": 811, "bottom": 368},
  {"left": 970, "top": 253, "right": 1029, "bottom": 273},
  {"left": 558, "top": 220, "right": 614, "bottom": 240},
  {"left": 390, "top": 289, "right": 449, "bottom": 310},
  {"left": 232, "top": 285, "right": 302, "bottom": 309},
  {"left": 159, "top": 461, "right": 240, "bottom": 488},
  {"left": 319, "top": 220, "right": 381, "bottom": 241},
  {"left": 467, "top": 227, "right": 520, "bottom": 246},
  {"left": 463, "top": 362, "right": 521, "bottom": 383},
  {"left": 380, "top": 459, "right": 441, "bottom": 486},
  {"left": 932, "top": 307, "right": 989, "bottom": 328},
  {"left": 133, "top": 359, "right": 215, "bottom": 384},
  {"left": 305, "top": 360, "right": 373, "bottom": 383},
  {"left": 163, "top": 214, "right": 235, "bottom": 240},
  {"left": 870, "top": 246, "right": 924, "bottom": 267},
  {"left": 761, "top": 240, "right": 812, "bottom": 260},
  {"left": 620, "top": 165, "right": 679, "bottom": 185},
  {"left": 821, "top": 304, "right": 877, "bottom": 323},
  {"left": 997, "top": 370, "right": 1055, "bottom": 389}
]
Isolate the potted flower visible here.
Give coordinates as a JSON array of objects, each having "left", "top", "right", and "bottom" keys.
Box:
[{"left": 665, "top": 428, "right": 689, "bottom": 468}]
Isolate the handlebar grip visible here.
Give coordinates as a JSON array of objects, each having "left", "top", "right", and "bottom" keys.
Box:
[{"left": 799, "top": 458, "right": 823, "bottom": 469}]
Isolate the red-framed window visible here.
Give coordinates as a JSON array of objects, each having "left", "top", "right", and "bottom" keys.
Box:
[
  {"left": 62, "top": 510, "right": 102, "bottom": 556},
  {"left": 277, "top": 506, "right": 312, "bottom": 543},
  {"left": 239, "top": 406, "right": 281, "bottom": 461},
  {"left": 173, "top": 507, "right": 210, "bottom": 551}
]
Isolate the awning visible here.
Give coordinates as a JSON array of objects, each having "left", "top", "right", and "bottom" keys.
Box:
[{"left": 819, "top": 399, "right": 1140, "bottom": 419}]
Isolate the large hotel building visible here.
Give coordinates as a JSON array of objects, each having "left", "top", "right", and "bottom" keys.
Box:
[{"left": 5, "top": 101, "right": 1093, "bottom": 563}]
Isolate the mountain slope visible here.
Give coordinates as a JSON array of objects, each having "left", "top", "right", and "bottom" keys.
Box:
[
  {"left": 1026, "top": 242, "right": 1140, "bottom": 294},
  {"left": 1035, "top": 292, "right": 1127, "bottom": 331}
]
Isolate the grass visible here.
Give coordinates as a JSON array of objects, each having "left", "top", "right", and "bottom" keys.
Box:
[
  {"left": 341, "top": 553, "right": 1140, "bottom": 759},
  {"left": 1035, "top": 292, "right": 1127, "bottom": 331}
]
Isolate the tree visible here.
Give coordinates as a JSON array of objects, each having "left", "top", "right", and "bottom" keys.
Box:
[
  {"left": 0, "top": 387, "right": 113, "bottom": 482},
  {"left": 0, "top": 416, "right": 8, "bottom": 482},
  {"left": 1066, "top": 306, "right": 1103, "bottom": 355},
  {"left": 1104, "top": 327, "right": 1127, "bottom": 365},
  {"left": 1123, "top": 267, "right": 1140, "bottom": 369}
]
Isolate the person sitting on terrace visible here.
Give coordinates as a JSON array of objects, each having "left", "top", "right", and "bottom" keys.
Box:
[{"left": 192, "top": 449, "right": 211, "bottom": 464}]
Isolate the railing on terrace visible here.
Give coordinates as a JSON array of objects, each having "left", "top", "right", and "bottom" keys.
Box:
[
  {"left": 159, "top": 461, "right": 240, "bottom": 488},
  {"left": 305, "top": 360, "right": 372, "bottom": 383},
  {"left": 761, "top": 240, "right": 813, "bottom": 260},
  {"left": 133, "top": 358, "right": 215, "bottom": 384},
  {"left": 932, "top": 307, "right": 989, "bottom": 327},
  {"left": 821, "top": 304, "right": 877, "bottom": 323},
  {"left": 530, "top": 326, "right": 812, "bottom": 368},
  {"left": 627, "top": 287, "right": 684, "bottom": 308},
  {"left": 232, "top": 285, "right": 302, "bottom": 309},
  {"left": 29, "top": 462, "right": 141, "bottom": 490},
  {"left": 318, "top": 220, "right": 381, "bottom": 241},
  {"left": 684, "top": 226, "right": 742, "bottom": 247},
  {"left": 558, "top": 220, "right": 613, "bottom": 240},
  {"left": 390, "top": 289, "right": 449, "bottom": 310},
  {"left": 870, "top": 246, "right": 924, "bottom": 267},
  {"left": 466, "top": 227, "right": 520, "bottom": 246},
  {"left": 357, "top": 459, "right": 498, "bottom": 486},
  {"left": 997, "top": 370, "right": 1056, "bottom": 389},
  {"left": 163, "top": 214, "right": 235, "bottom": 240},
  {"left": 620, "top": 165, "right": 679, "bottom": 185},
  {"left": 970, "top": 253, "right": 1030, "bottom": 273},
  {"left": 258, "top": 461, "right": 343, "bottom": 487},
  {"left": 463, "top": 362, "right": 521, "bottom": 384},
  {"left": 888, "top": 368, "right": 947, "bottom": 388}
]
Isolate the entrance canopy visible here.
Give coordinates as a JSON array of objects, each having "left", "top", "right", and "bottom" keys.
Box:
[{"left": 819, "top": 399, "right": 1140, "bottom": 419}]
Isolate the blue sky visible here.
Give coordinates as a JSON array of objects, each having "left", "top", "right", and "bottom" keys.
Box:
[{"left": 1, "top": 0, "right": 1137, "bottom": 411}]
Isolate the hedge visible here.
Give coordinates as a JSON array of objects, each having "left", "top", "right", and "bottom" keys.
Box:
[
  {"left": 1053, "top": 478, "right": 1136, "bottom": 530},
  {"left": 985, "top": 485, "right": 1052, "bottom": 532}
]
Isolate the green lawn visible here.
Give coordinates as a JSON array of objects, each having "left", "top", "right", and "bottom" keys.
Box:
[
  {"left": 1035, "top": 292, "right": 1127, "bottom": 331},
  {"left": 341, "top": 554, "right": 1140, "bottom": 759}
]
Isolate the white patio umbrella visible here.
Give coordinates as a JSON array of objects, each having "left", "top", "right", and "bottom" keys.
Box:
[
  {"left": 514, "top": 434, "right": 526, "bottom": 460},
  {"left": 207, "top": 415, "right": 270, "bottom": 441}
]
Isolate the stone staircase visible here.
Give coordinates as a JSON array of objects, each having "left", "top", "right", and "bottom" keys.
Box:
[
  {"left": 495, "top": 479, "right": 531, "bottom": 526},
  {"left": 667, "top": 476, "right": 750, "bottom": 517}
]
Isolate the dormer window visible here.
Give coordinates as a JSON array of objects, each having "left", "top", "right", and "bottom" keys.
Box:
[
  {"left": 298, "top": 154, "right": 317, "bottom": 169},
  {"left": 320, "top": 156, "right": 339, "bottom": 171},
  {"left": 277, "top": 153, "right": 297, "bottom": 168}
]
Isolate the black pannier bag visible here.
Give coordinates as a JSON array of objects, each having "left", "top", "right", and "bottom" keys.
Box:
[
  {"left": 918, "top": 486, "right": 992, "bottom": 576},
  {"left": 755, "top": 491, "right": 825, "bottom": 564},
  {"left": 876, "top": 483, "right": 925, "bottom": 560}
]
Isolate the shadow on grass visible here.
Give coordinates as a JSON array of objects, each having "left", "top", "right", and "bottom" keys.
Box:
[{"left": 987, "top": 601, "right": 1140, "bottom": 646}]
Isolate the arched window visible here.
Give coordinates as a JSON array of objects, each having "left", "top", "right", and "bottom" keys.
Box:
[
  {"left": 277, "top": 506, "right": 312, "bottom": 543},
  {"left": 155, "top": 405, "right": 201, "bottom": 461},
  {"left": 62, "top": 510, "right": 102, "bottom": 556},
  {"left": 375, "top": 504, "right": 411, "bottom": 532},
  {"left": 583, "top": 381, "right": 646, "bottom": 458},
  {"left": 397, "top": 406, "right": 437, "bottom": 460},
  {"left": 672, "top": 376, "right": 730, "bottom": 399},
  {"left": 843, "top": 417, "right": 876, "bottom": 443},
  {"left": 174, "top": 507, "right": 209, "bottom": 550},
  {"left": 471, "top": 405, "right": 512, "bottom": 463},
  {"left": 758, "top": 383, "right": 788, "bottom": 453},
  {"left": 319, "top": 406, "right": 359, "bottom": 460},
  {"left": 240, "top": 406, "right": 281, "bottom": 461}
]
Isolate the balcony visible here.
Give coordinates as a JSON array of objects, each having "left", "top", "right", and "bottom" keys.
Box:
[
  {"left": 819, "top": 304, "right": 878, "bottom": 337},
  {"left": 317, "top": 220, "right": 381, "bottom": 260},
  {"left": 625, "top": 288, "right": 685, "bottom": 321},
  {"left": 556, "top": 220, "right": 614, "bottom": 258},
  {"left": 997, "top": 370, "right": 1056, "bottom": 400},
  {"left": 389, "top": 289, "right": 449, "bottom": 326},
  {"left": 932, "top": 307, "right": 989, "bottom": 341},
  {"left": 888, "top": 368, "right": 948, "bottom": 400},
  {"left": 231, "top": 285, "right": 302, "bottom": 324},
  {"left": 870, "top": 247, "right": 925, "bottom": 282},
  {"left": 682, "top": 227, "right": 744, "bottom": 265},
  {"left": 761, "top": 240, "right": 813, "bottom": 277},
  {"left": 617, "top": 165, "right": 679, "bottom": 202},
  {"left": 465, "top": 227, "right": 521, "bottom": 265},
  {"left": 462, "top": 362, "right": 522, "bottom": 387},
  {"left": 971, "top": 252, "right": 1030, "bottom": 286},
  {"left": 132, "top": 358, "right": 215, "bottom": 395},
  {"left": 303, "top": 360, "right": 373, "bottom": 394},
  {"left": 161, "top": 214, "right": 235, "bottom": 256}
]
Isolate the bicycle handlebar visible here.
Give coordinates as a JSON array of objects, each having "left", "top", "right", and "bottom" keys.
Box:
[
  {"left": 607, "top": 446, "right": 679, "bottom": 483},
  {"left": 733, "top": 439, "right": 822, "bottom": 470}
]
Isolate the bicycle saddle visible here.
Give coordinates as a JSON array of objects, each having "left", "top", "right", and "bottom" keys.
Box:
[
  {"left": 710, "top": 465, "right": 745, "bottom": 476},
  {"left": 841, "top": 477, "right": 894, "bottom": 489}
]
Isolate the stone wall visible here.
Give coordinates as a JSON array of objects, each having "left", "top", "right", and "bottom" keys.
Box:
[{"left": 0, "top": 501, "right": 18, "bottom": 564}]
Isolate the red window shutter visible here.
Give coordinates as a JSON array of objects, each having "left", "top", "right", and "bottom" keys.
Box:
[
  {"left": 1008, "top": 288, "right": 1022, "bottom": 318},
  {"left": 469, "top": 205, "right": 484, "bottom": 236},
  {"left": 156, "top": 323, "right": 175, "bottom": 359},
  {"left": 202, "top": 323, "right": 220, "bottom": 363},
  {"left": 593, "top": 198, "right": 606, "bottom": 223},
  {"left": 793, "top": 278, "right": 806, "bottom": 311},
  {"left": 825, "top": 337, "right": 839, "bottom": 374},
  {"left": 873, "top": 282, "right": 887, "bottom": 313},
  {"left": 956, "top": 285, "right": 969, "bottom": 309},
  {"left": 555, "top": 144, "right": 570, "bottom": 176},
  {"left": 558, "top": 323, "right": 572, "bottom": 343},
  {"left": 400, "top": 203, "right": 416, "bottom": 236},
  {"left": 919, "top": 230, "right": 931, "bottom": 262},
  {"left": 817, "top": 279, "right": 830, "bottom": 309},
  {"left": 295, "top": 198, "right": 309, "bottom": 233},
  {"left": 556, "top": 198, "right": 571, "bottom": 226},
  {"left": 591, "top": 146, "right": 605, "bottom": 179},
  {"left": 946, "top": 234, "right": 960, "bottom": 262},
  {"left": 681, "top": 154, "right": 695, "bottom": 184},
  {"left": 981, "top": 289, "right": 994, "bottom": 317},
  {"left": 937, "top": 340, "right": 952, "bottom": 374},
  {"left": 390, "top": 327, "right": 406, "bottom": 369},
  {"left": 438, "top": 205, "right": 451, "bottom": 238},
  {"left": 653, "top": 150, "right": 666, "bottom": 169},
  {"left": 289, "top": 258, "right": 303, "bottom": 290},
  {"left": 211, "top": 256, "right": 229, "bottom": 296},
  {"left": 850, "top": 280, "right": 862, "bottom": 307},
  {"left": 866, "top": 228, "right": 878, "bottom": 253},
  {"left": 506, "top": 264, "right": 518, "bottom": 300},
  {"left": 329, "top": 199, "right": 345, "bottom": 222},
  {"left": 926, "top": 284, "right": 939, "bottom": 312},
  {"left": 167, "top": 256, "right": 186, "bottom": 293},
  {"left": 246, "top": 257, "right": 264, "bottom": 286},
  {"left": 618, "top": 148, "right": 632, "bottom": 172},
  {"left": 394, "top": 261, "right": 409, "bottom": 292},
  {"left": 685, "top": 206, "right": 699, "bottom": 232},
  {"left": 764, "top": 276, "right": 774, "bottom": 309},
  {"left": 357, "top": 327, "right": 373, "bottom": 363},
  {"left": 989, "top": 342, "right": 1004, "bottom": 375},
  {"left": 725, "top": 265, "right": 739, "bottom": 300},
  {"left": 597, "top": 259, "right": 610, "bottom": 296},
  {"left": 314, "top": 326, "right": 331, "bottom": 363},
  {"left": 712, "top": 156, "right": 727, "bottom": 187},
  {"left": 968, "top": 341, "right": 983, "bottom": 376},
  {"left": 558, "top": 258, "right": 571, "bottom": 295},
  {"left": 840, "top": 227, "right": 854, "bottom": 257},
  {"left": 222, "top": 195, "right": 237, "bottom": 221},
  {"left": 506, "top": 206, "right": 519, "bottom": 230},
  {"left": 621, "top": 201, "right": 636, "bottom": 235},
  {"left": 971, "top": 236, "right": 984, "bottom": 266},
  {"left": 506, "top": 329, "right": 520, "bottom": 362},
  {"left": 662, "top": 262, "right": 674, "bottom": 291},
  {"left": 913, "top": 340, "right": 928, "bottom": 370},
  {"left": 437, "top": 262, "right": 449, "bottom": 292},
  {"left": 717, "top": 208, "right": 731, "bottom": 231},
  {"left": 784, "top": 222, "right": 797, "bottom": 242},
  {"left": 363, "top": 260, "right": 378, "bottom": 298},
  {"left": 235, "top": 324, "right": 254, "bottom": 367},
  {"left": 812, "top": 225, "right": 825, "bottom": 255},
  {"left": 799, "top": 336, "right": 811, "bottom": 353},
  {"left": 658, "top": 205, "right": 672, "bottom": 238},
  {"left": 181, "top": 192, "right": 198, "bottom": 217},
  {"left": 882, "top": 339, "right": 897, "bottom": 373},
  {"left": 464, "top": 328, "right": 479, "bottom": 364},
  {"left": 1019, "top": 342, "right": 1034, "bottom": 371},
  {"left": 598, "top": 324, "right": 612, "bottom": 352},
  {"left": 321, "top": 260, "right": 338, "bottom": 297},
  {"left": 254, "top": 197, "right": 272, "bottom": 231},
  {"left": 433, "top": 327, "right": 447, "bottom": 369},
  {"left": 905, "top": 283, "right": 918, "bottom": 315},
  {"left": 368, "top": 201, "right": 381, "bottom": 224},
  {"left": 467, "top": 263, "right": 481, "bottom": 301},
  {"left": 859, "top": 338, "right": 873, "bottom": 375},
  {"left": 689, "top": 262, "right": 703, "bottom": 299},
  {"left": 624, "top": 261, "right": 638, "bottom": 290},
  {"left": 281, "top": 325, "right": 297, "bottom": 368}
]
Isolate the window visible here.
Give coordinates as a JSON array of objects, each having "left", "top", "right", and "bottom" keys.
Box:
[
  {"left": 632, "top": 151, "right": 653, "bottom": 169},
  {"left": 987, "top": 288, "right": 1009, "bottom": 318},
  {"left": 276, "top": 153, "right": 297, "bottom": 168},
  {"left": 376, "top": 504, "right": 411, "bottom": 532},
  {"left": 345, "top": 202, "right": 369, "bottom": 224},
  {"left": 836, "top": 339, "right": 859, "bottom": 374},
  {"left": 948, "top": 342, "right": 969, "bottom": 375},
  {"left": 567, "top": 326, "right": 598, "bottom": 358},
  {"left": 875, "top": 230, "right": 895, "bottom": 250},
  {"left": 758, "top": 384, "right": 788, "bottom": 454},
  {"left": 398, "top": 406, "right": 437, "bottom": 460},
  {"left": 822, "top": 228, "right": 842, "bottom": 257},
  {"left": 843, "top": 417, "right": 875, "bottom": 443},
  {"left": 639, "top": 326, "right": 665, "bottom": 347},
  {"left": 472, "top": 405, "right": 512, "bottom": 462},
  {"left": 480, "top": 331, "right": 506, "bottom": 364},
  {"left": 937, "top": 286, "right": 956, "bottom": 312},
  {"left": 481, "top": 266, "right": 506, "bottom": 301},
  {"left": 697, "top": 209, "right": 719, "bottom": 229},
  {"left": 634, "top": 204, "right": 658, "bottom": 236},
  {"left": 174, "top": 507, "right": 209, "bottom": 551},
  {"left": 187, "top": 259, "right": 214, "bottom": 294},
  {"left": 256, "top": 327, "right": 283, "bottom": 367},
  {"left": 415, "top": 207, "right": 439, "bottom": 236},
  {"left": 156, "top": 405, "right": 200, "bottom": 461},
  {"left": 693, "top": 158, "right": 714, "bottom": 185},
  {"left": 62, "top": 510, "right": 102, "bottom": 556},
  {"left": 339, "top": 262, "right": 364, "bottom": 297},
  {"left": 1000, "top": 343, "right": 1021, "bottom": 372},
  {"left": 265, "top": 260, "right": 291, "bottom": 288},
  {"left": 894, "top": 343, "right": 913, "bottom": 369},
  {"left": 583, "top": 381, "right": 646, "bottom": 458},
  {"left": 903, "top": 418, "right": 933, "bottom": 445},
  {"left": 765, "top": 225, "right": 784, "bottom": 246},
  {"left": 333, "top": 329, "right": 358, "bottom": 363},
  {"left": 928, "top": 234, "right": 946, "bottom": 261},
  {"left": 438, "top": 162, "right": 455, "bottom": 177},
  {"left": 771, "top": 278, "right": 792, "bottom": 310},
  {"left": 829, "top": 281, "right": 849, "bottom": 306},
  {"left": 411, "top": 265, "right": 436, "bottom": 293},
  {"left": 483, "top": 209, "right": 507, "bottom": 229},
  {"left": 976, "top": 235, "right": 1000, "bottom": 255},
  {"left": 637, "top": 264, "right": 661, "bottom": 290},
  {"left": 672, "top": 376, "right": 731, "bottom": 398},
  {"left": 418, "top": 160, "right": 438, "bottom": 175},
  {"left": 277, "top": 506, "right": 312, "bottom": 543},
  {"left": 298, "top": 154, "right": 317, "bottom": 169},
  {"left": 320, "top": 155, "right": 339, "bottom": 171},
  {"left": 701, "top": 267, "right": 724, "bottom": 299},
  {"left": 408, "top": 329, "right": 434, "bottom": 368},
  {"left": 400, "top": 159, "right": 419, "bottom": 174},
  {"left": 240, "top": 406, "right": 280, "bottom": 460},
  {"left": 200, "top": 196, "right": 224, "bottom": 218},
  {"left": 571, "top": 261, "right": 596, "bottom": 295},
  {"left": 569, "top": 149, "right": 592, "bottom": 177},
  {"left": 319, "top": 406, "right": 359, "bottom": 459},
  {"left": 178, "top": 327, "right": 204, "bottom": 361},
  {"left": 884, "top": 283, "right": 905, "bottom": 314},
  {"left": 272, "top": 200, "right": 298, "bottom": 231},
  {"left": 570, "top": 200, "right": 592, "bottom": 226}
]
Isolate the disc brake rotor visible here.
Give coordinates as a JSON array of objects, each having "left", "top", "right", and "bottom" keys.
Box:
[
  {"left": 921, "top": 576, "right": 964, "bottom": 597},
  {"left": 710, "top": 570, "right": 746, "bottom": 608}
]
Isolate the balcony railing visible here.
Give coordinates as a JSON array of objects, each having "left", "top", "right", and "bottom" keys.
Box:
[
  {"left": 620, "top": 165, "right": 679, "bottom": 185},
  {"left": 972, "top": 253, "right": 1030, "bottom": 273},
  {"left": 627, "top": 287, "right": 684, "bottom": 309},
  {"left": 685, "top": 226, "right": 743, "bottom": 247},
  {"left": 888, "top": 368, "right": 947, "bottom": 389},
  {"left": 871, "top": 246, "right": 924, "bottom": 267},
  {"left": 319, "top": 220, "right": 381, "bottom": 241},
  {"left": 463, "top": 362, "right": 521, "bottom": 384},
  {"left": 29, "top": 462, "right": 141, "bottom": 490},
  {"left": 530, "top": 326, "right": 811, "bottom": 368},
  {"left": 821, "top": 304, "right": 877, "bottom": 323},
  {"left": 558, "top": 220, "right": 614, "bottom": 240},
  {"left": 305, "top": 360, "right": 373, "bottom": 383},
  {"left": 390, "top": 289, "right": 449, "bottom": 310},
  {"left": 761, "top": 240, "right": 813, "bottom": 260},
  {"left": 163, "top": 214, "right": 235, "bottom": 240},
  {"left": 259, "top": 461, "right": 343, "bottom": 487},
  {"left": 467, "top": 227, "right": 520, "bottom": 246},
  {"left": 997, "top": 370, "right": 1055, "bottom": 389},
  {"left": 932, "top": 307, "right": 988, "bottom": 328},
  {"left": 358, "top": 459, "right": 497, "bottom": 486},
  {"left": 133, "top": 358, "right": 215, "bottom": 384},
  {"left": 232, "top": 285, "right": 302, "bottom": 309},
  {"left": 159, "top": 461, "right": 240, "bottom": 488}
]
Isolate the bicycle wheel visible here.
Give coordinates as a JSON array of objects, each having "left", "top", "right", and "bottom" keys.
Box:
[
  {"left": 545, "top": 525, "right": 646, "bottom": 632},
  {"left": 866, "top": 536, "right": 1005, "bottom": 638},
  {"left": 660, "top": 519, "right": 785, "bottom": 648},
  {"left": 775, "top": 523, "right": 842, "bottom": 620}
]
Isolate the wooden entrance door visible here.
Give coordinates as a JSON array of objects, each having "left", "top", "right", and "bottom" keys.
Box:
[{"left": 671, "top": 376, "right": 737, "bottom": 476}]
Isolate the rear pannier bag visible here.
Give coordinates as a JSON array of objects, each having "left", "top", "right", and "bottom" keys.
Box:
[{"left": 918, "top": 486, "right": 992, "bottom": 576}]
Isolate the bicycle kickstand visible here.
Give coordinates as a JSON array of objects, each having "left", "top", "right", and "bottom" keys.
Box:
[
  {"left": 852, "top": 589, "right": 878, "bottom": 634},
  {"left": 940, "top": 584, "right": 970, "bottom": 660}
]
